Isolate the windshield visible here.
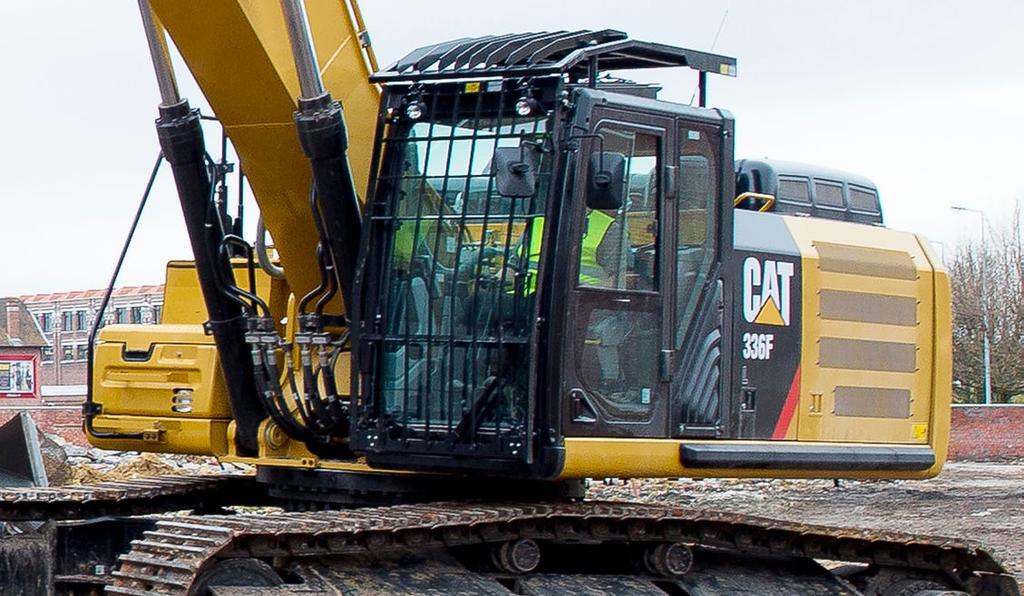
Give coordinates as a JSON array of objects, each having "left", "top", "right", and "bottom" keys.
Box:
[
  {"left": 406, "top": 117, "right": 548, "bottom": 216},
  {"left": 363, "top": 100, "right": 552, "bottom": 454}
]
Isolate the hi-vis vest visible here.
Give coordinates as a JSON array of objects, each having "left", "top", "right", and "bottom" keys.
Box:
[{"left": 518, "top": 210, "right": 616, "bottom": 294}]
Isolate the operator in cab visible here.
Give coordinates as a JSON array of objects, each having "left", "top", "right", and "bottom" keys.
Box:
[{"left": 515, "top": 207, "right": 631, "bottom": 294}]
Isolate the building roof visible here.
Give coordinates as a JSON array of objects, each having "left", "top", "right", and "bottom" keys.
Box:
[
  {"left": 0, "top": 298, "right": 48, "bottom": 348},
  {"left": 18, "top": 285, "right": 164, "bottom": 306}
]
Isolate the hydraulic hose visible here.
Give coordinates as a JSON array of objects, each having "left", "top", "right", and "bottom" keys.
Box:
[{"left": 255, "top": 216, "right": 286, "bottom": 279}]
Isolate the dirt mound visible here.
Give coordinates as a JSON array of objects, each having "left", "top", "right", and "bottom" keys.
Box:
[{"left": 69, "top": 453, "right": 185, "bottom": 485}]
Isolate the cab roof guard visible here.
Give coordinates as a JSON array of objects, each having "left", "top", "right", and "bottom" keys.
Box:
[{"left": 373, "top": 29, "right": 736, "bottom": 106}]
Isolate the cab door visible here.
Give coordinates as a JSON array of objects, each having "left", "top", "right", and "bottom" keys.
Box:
[
  {"left": 562, "top": 108, "right": 673, "bottom": 438},
  {"left": 669, "top": 118, "right": 726, "bottom": 438}
]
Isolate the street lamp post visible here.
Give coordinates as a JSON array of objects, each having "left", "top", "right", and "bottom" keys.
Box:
[{"left": 951, "top": 205, "right": 992, "bottom": 404}]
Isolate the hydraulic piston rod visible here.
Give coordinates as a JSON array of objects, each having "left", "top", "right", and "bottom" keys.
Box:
[
  {"left": 137, "top": 0, "right": 179, "bottom": 107},
  {"left": 281, "top": 0, "right": 325, "bottom": 100}
]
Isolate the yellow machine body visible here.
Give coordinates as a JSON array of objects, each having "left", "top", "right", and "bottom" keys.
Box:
[
  {"left": 91, "top": 214, "right": 952, "bottom": 480},
  {"left": 90, "top": 261, "right": 290, "bottom": 455},
  {"left": 559, "top": 214, "right": 951, "bottom": 480}
]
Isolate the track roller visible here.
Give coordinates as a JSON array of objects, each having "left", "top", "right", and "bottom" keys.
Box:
[
  {"left": 491, "top": 538, "right": 542, "bottom": 574},
  {"left": 644, "top": 542, "right": 694, "bottom": 577},
  {"left": 191, "top": 558, "right": 283, "bottom": 595}
]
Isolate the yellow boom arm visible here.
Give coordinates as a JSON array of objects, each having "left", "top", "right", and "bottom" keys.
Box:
[{"left": 149, "top": 0, "right": 380, "bottom": 301}]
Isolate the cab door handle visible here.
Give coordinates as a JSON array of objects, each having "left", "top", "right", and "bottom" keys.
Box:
[{"left": 570, "top": 389, "right": 597, "bottom": 423}]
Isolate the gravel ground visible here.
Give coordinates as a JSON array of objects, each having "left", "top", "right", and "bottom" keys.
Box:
[{"left": 588, "top": 461, "right": 1024, "bottom": 581}]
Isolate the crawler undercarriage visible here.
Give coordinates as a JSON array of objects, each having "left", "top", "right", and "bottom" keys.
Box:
[{"left": 0, "top": 473, "right": 1015, "bottom": 595}]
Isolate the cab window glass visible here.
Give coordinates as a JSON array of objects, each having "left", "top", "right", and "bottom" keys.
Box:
[
  {"left": 406, "top": 118, "right": 548, "bottom": 217},
  {"left": 676, "top": 127, "right": 717, "bottom": 347},
  {"left": 849, "top": 186, "right": 879, "bottom": 212},
  {"left": 579, "top": 307, "right": 659, "bottom": 421},
  {"left": 577, "top": 128, "right": 659, "bottom": 291}
]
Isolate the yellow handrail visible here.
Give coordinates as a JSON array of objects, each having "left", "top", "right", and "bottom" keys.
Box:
[{"left": 734, "top": 192, "right": 776, "bottom": 212}]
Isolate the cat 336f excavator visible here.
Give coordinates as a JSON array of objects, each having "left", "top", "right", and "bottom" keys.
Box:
[{"left": 0, "top": 1, "right": 1014, "bottom": 594}]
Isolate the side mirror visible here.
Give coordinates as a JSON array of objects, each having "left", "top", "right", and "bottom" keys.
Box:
[
  {"left": 493, "top": 145, "right": 539, "bottom": 198},
  {"left": 587, "top": 151, "right": 626, "bottom": 210}
]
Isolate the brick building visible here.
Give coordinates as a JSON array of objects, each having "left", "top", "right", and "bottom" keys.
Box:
[
  {"left": 0, "top": 298, "right": 47, "bottom": 400},
  {"left": 18, "top": 286, "right": 164, "bottom": 390},
  {"left": 0, "top": 288, "right": 163, "bottom": 446},
  {"left": 0, "top": 298, "right": 88, "bottom": 444}
]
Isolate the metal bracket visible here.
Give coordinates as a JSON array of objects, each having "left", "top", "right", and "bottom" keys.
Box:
[{"left": 659, "top": 349, "right": 675, "bottom": 383}]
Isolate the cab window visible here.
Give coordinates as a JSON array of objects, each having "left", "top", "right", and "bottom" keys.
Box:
[
  {"left": 577, "top": 127, "right": 659, "bottom": 291},
  {"left": 676, "top": 126, "right": 717, "bottom": 347},
  {"left": 849, "top": 185, "right": 880, "bottom": 213}
]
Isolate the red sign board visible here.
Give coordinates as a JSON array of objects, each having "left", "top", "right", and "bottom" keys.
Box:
[{"left": 0, "top": 355, "right": 38, "bottom": 398}]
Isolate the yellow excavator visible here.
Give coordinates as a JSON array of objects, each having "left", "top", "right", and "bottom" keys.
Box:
[{"left": 0, "top": 0, "right": 1006, "bottom": 594}]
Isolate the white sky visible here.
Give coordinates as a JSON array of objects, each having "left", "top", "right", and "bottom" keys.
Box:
[{"left": 2, "top": 0, "right": 1021, "bottom": 295}]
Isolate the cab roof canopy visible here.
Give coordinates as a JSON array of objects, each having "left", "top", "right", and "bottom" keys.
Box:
[{"left": 372, "top": 29, "right": 737, "bottom": 85}]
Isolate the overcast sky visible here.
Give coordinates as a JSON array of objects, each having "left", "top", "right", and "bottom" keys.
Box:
[{"left": 2, "top": 0, "right": 1021, "bottom": 295}]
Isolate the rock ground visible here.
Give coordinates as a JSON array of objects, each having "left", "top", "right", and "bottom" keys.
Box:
[{"left": 47, "top": 434, "right": 243, "bottom": 484}]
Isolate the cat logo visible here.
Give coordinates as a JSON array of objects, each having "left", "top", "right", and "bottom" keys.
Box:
[{"left": 742, "top": 257, "right": 794, "bottom": 326}]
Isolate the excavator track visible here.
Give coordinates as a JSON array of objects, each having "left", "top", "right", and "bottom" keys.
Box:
[
  {"left": 0, "top": 473, "right": 263, "bottom": 521},
  {"left": 0, "top": 473, "right": 271, "bottom": 594},
  {"left": 108, "top": 501, "right": 1019, "bottom": 595}
]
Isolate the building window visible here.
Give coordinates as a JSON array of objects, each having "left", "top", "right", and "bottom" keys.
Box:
[
  {"left": 115, "top": 308, "right": 127, "bottom": 324},
  {"left": 153, "top": 306, "right": 162, "bottom": 324},
  {"left": 76, "top": 344, "right": 90, "bottom": 361},
  {"left": 41, "top": 347, "right": 54, "bottom": 363},
  {"left": 37, "top": 312, "right": 53, "bottom": 333},
  {"left": 131, "top": 306, "right": 143, "bottom": 324},
  {"left": 61, "top": 311, "right": 73, "bottom": 332},
  {"left": 74, "top": 310, "right": 88, "bottom": 331},
  {"left": 62, "top": 345, "right": 74, "bottom": 361}
]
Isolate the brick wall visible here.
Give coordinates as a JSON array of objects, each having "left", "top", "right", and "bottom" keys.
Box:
[
  {"left": 949, "top": 405, "right": 1024, "bottom": 461},
  {"left": 0, "top": 404, "right": 86, "bottom": 446}
]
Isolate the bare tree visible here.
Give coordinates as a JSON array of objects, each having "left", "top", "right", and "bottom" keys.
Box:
[{"left": 950, "top": 204, "right": 1024, "bottom": 403}]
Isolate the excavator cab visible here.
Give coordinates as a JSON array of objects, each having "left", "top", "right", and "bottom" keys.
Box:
[{"left": 352, "top": 31, "right": 739, "bottom": 476}]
